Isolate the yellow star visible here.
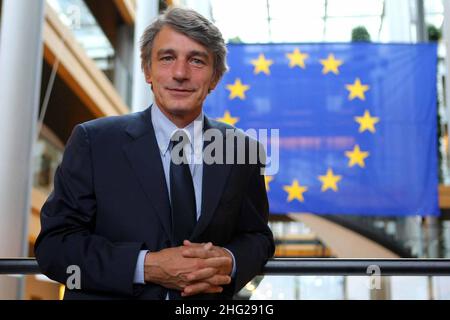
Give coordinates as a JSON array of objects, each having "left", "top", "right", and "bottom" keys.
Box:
[
  {"left": 320, "top": 53, "right": 343, "bottom": 75},
  {"left": 251, "top": 53, "right": 273, "bottom": 75},
  {"left": 264, "top": 176, "right": 274, "bottom": 191},
  {"left": 318, "top": 168, "right": 342, "bottom": 192},
  {"left": 226, "top": 78, "right": 250, "bottom": 100},
  {"left": 345, "top": 145, "right": 370, "bottom": 168},
  {"left": 286, "top": 48, "right": 309, "bottom": 69},
  {"left": 283, "top": 179, "right": 308, "bottom": 202},
  {"left": 216, "top": 110, "right": 239, "bottom": 126},
  {"left": 346, "top": 78, "right": 370, "bottom": 101},
  {"left": 354, "top": 110, "right": 380, "bottom": 133}
]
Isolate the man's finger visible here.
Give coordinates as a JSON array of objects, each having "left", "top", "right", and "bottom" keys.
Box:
[
  {"left": 202, "top": 256, "right": 233, "bottom": 270},
  {"left": 181, "top": 246, "right": 220, "bottom": 259},
  {"left": 183, "top": 240, "right": 203, "bottom": 246},
  {"left": 202, "top": 274, "right": 232, "bottom": 286},
  {"left": 192, "top": 256, "right": 231, "bottom": 272},
  {"left": 183, "top": 240, "right": 213, "bottom": 251},
  {"left": 186, "top": 267, "right": 218, "bottom": 282},
  {"left": 181, "top": 282, "right": 223, "bottom": 297},
  {"left": 182, "top": 282, "right": 211, "bottom": 296},
  {"left": 203, "top": 286, "right": 224, "bottom": 294}
]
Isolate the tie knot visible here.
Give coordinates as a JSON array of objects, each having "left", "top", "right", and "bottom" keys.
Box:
[
  {"left": 170, "top": 130, "right": 191, "bottom": 164},
  {"left": 170, "top": 130, "right": 190, "bottom": 148}
]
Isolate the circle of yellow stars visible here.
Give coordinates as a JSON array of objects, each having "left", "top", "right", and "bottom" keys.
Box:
[{"left": 215, "top": 47, "right": 380, "bottom": 204}]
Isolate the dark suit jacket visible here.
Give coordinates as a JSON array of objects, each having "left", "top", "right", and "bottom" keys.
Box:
[{"left": 34, "top": 105, "right": 275, "bottom": 300}]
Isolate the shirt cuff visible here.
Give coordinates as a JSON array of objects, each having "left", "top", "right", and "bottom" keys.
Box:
[
  {"left": 133, "top": 250, "right": 149, "bottom": 284},
  {"left": 223, "top": 247, "right": 237, "bottom": 278}
]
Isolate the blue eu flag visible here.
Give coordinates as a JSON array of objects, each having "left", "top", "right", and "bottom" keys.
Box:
[{"left": 204, "top": 43, "right": 439, "bottom": 216}]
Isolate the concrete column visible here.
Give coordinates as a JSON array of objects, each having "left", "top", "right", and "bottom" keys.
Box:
[
  {"left": 415, "top": 0, "right": 427, "bottom": 42},
  {"left": 114, "top": 25, "right": 134, "bottom": 107},
  {"left": 384, "top": 0, "right": 413, "bottom": 42},
  {"left": 0, "top": 0, "right": 45, "bottom": 299},
  {"left": 442, "top": 221, "right": 450, "bottom": 258},
  {"left": 398, "top": 216, "right": 424, "bottom": 257},
  {"left": 370, "top": 277, "right": 391, "bottom": 300},
  {"left": 131, "top": 0, "right": 158, "bottom": 113},
  {"left": 424, "top": 217, "right": 440, "bottom": 258}
]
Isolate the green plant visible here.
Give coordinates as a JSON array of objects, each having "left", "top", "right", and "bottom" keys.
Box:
[
  {"left": 351, "top": 26, "right": 371, "bottom": 42},
  {"left": 427, "top": 24, "right": 442, "bottom": 42}
]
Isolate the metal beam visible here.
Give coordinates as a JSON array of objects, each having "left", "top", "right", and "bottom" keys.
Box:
[
  {"left": 114, "top": 0, "right": 136, "bottom": 25},
  {"left": 2, "top": 258, "right": 450, "bottom": 276}
]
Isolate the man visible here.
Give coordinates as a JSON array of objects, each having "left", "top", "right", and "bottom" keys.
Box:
[{"left": 34, "top": 7, "right": 274, "bottom": 300}]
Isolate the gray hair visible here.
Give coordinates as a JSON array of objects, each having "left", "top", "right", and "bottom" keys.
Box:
[{"left": 140, "top": 7, "right": 228, "bottom": 83}]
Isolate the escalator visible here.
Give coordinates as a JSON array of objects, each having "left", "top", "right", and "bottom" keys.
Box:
[
  {"left": 316, "top": 215, "right": 415, "bottom": 258},
  {"left": 282, "top": 214, "right": 440, "bottom": 258}
]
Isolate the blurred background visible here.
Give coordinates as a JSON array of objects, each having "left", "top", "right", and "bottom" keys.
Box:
[{"left": 0, "top": 0, "right": 449, "bottom": 300}]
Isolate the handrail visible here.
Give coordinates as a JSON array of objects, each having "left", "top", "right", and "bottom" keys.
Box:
[
  {"left": 0, "top": 258, "right": 41, "bottom": 274},
  {"left": 1, "top": 258, "right": 450, "bottom": 276},
  {"left": 263, "top": 258, "right": 450, "bottom": 275}
]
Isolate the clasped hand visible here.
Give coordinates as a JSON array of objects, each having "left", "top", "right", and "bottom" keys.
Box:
[{"left": 144, "top": 240, "right": 233, "bottom": 297}]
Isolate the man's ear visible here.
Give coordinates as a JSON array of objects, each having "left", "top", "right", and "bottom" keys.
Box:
[
  {"left": 144, "top": 65, "right": 152, "bottom": 84},
  {"left": 209, "top": 76, "right": 219, "bottom": 92}
]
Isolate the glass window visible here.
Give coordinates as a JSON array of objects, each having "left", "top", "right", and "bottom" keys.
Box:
[
  {"left": 326, "top": 0, "right": 384, "bottom": 17},
  {"left": 243, "top": 275, "right": 450, "bottom": 300},
  {"left": 325, "top": 16, "right": 382, "bottom": 42},
  {"left": 211, "top": 0, "right": 268, "bottom": 22},
  {"left": 268, "top": 0, "right": 325, "bottom": 19},
  {"left": 249, "top": 275, "right": 345, "bottom": 300},
  {"left": 425, "top": 0, "right": 444, "bottom": 14},
  {"left": 390, "top": 276, "right": 429, "bottom": 299},
  {"left": 211, "top": 0, "right": 386, "bottom": 43},
  {"left": 47, "top": 0, "right": 114, "bottom": 71},
  {"left": 215, "top": 19, "right": 270, "bottom": 43},
  {"left": 270, "top": 18, "right": 325, "bottom": 43}
]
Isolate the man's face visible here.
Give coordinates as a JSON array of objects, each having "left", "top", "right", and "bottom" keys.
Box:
[{"left": 145, "top": 26, "right": 218, "bottom": 121}]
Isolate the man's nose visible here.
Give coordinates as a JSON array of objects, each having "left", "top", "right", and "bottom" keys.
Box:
[{"left": 172, "top": 59, "right": 190, "bottom": 82}]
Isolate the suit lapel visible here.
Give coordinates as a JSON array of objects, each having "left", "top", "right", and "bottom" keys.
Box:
[
  {"left": 122, "top": 107, "right": 172, "bottom": 240},
  {"left": 191, "top": 117, "right": 232, "bottom": 239}
]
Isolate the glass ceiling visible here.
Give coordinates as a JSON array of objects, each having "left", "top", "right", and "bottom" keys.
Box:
[
  {"left": 47, "top": 0, "right": 114, "bottom": 69},
  {"left": 210, "top": 0, "right": 445, "bottom": 43},
  {"left": 44, "top": 0, "right": 445, "bottom": 67}
]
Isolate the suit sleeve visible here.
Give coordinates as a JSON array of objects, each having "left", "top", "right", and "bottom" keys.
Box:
[
  {"left": 224, "top": 144, "right": 275, "bottom": 295},
  {"left": 34, "top": 124, "right": 144, "bottom": 296}
]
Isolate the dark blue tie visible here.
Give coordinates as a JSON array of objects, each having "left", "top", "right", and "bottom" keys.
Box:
[
  {"left": 169, "top": 130, "right": 197, "bottom": 247},
  {"left": 168, "top": 130, "right": 197, "bottom": 300}
]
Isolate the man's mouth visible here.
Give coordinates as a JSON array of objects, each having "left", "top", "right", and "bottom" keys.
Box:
[
  {"left": 166, "top": 87, "right": 196, "bottom": 98},
  {"left": 167, "top": 87, "right": 196, "bottom": 93}
]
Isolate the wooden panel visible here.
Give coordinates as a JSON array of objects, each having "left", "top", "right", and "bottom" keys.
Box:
[
  {"left": 25, "top": 275, "right": 60, "bottom": 300},
  {"left": 114, "top": 0, "right": 136, "bottom": 25},
  {"left": 39, "top": 124, "right": 65, "bottom": 150},
  {"left": 439, "top": 185, "right": 450, "bottom": 209},
  {"left": 29, "top": 188, "right": 48, "bottom": 244},
  {"left": 43, "top": 4, "right": 129, "bottom": 118},
  {"left": 276, "top": 234, "right": 318, "bottom": 241},
  {"left": 275, "top": 245, "right": 332, "bottom": 257}
]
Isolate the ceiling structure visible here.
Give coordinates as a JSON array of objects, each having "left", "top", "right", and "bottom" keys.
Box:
[{"left": 210, "top": 0, "right": 444, "bottom": 43}]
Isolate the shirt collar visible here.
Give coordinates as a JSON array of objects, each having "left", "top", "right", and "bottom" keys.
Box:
[{"left": 151, "top": 104, "right": 204, "bottom": 156}]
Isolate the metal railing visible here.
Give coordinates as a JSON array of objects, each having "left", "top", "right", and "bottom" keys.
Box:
[{"left": 2, "top": 258, "right": 450, "bottom": 276}]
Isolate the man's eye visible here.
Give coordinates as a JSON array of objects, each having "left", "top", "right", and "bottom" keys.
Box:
[
  {"left": 191, "top": 58, "right": 205, "bottom": 65},
  {"left": 161, "top": 56, "right": 174, "bottom": 62}
]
